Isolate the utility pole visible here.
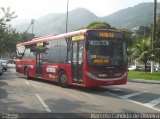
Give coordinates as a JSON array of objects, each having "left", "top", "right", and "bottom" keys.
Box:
[
  {"left": 25, "top": 19, "right": 35, "bottom": 34},
  {"left": 151, "top": 0, "right": 157, "bottom": 73},
  {"left": 24, "top": 19, "right": 35, "bottom": 41},
  {"left": 144, "top": 26, "right": 146, "bottom": 37},
  {"left": 66, "top": 0, "right": 69, "bottom": 33},
  {"left": 31, "top": 19, "right": 35, "bottom": 34}
]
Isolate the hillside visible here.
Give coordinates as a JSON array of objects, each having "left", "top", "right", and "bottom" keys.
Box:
[
  {"left": 11, "top": 2, "right": 160, "bottom": 36},
  {"left": 103, "top": 2, "right": 160, "bottom": 28},
  {"left": 11, "top": 8, "right": 100, "bottom": 36}
]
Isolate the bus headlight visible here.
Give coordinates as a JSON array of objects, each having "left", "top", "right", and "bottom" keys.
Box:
[{"left": 98, "top": 74, "right": 107, "bottom": 77}]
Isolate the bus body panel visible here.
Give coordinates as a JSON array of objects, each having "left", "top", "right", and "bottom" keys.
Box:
[
  {"left": 84, "top": 76, "right": 127, "bottom": 87},
  {"left": 16, "top": 58, "right": 36, "bottom": 77},
  {"left": 42, "top": 63, "right": 72, "bottom": 84}
]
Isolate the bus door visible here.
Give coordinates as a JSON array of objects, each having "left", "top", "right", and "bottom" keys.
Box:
[
  {"left": 71, "top": 40, "right": 84, "bottom": 83},
  {"left": 36, "top": 43, "right": 43, "bottom": 77}
]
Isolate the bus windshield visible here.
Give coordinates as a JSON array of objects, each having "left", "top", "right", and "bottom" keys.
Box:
[
  {"left": 16, "top": 46, "right": 26, "bottom": 58},
  {"left": 87, "top": 39, "right": 127, "bottom": 66}
]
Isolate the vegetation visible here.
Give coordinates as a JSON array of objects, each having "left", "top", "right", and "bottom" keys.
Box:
[
  {"left": 86, "top": 22, "right": 111, "bottom": 29},
  {"left": 0, "top": 7, "right": 36, "bottom": 58},
  {"left": 124, "top": 12, "right": 160, "bottom": 73},
  {"left": 128, "top": 71, "right": 160, "bottom": 81},
  {"left": 20, "top": 32, "right": 35, "bottom": 42},
  {"left": 0, "top": 7, "right": 20, "bottom": 58},
  {"left": 131, "top": 38, "right": 151, "bottom": 72}
]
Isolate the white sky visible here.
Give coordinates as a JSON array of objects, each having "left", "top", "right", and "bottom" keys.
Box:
[{"left": 0, "top": 0, "right": 160, "bottom": 19}]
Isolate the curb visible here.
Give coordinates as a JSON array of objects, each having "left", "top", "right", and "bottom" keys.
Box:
[{"left": 128, "top": 78, "right": 160, "bottom": 84}]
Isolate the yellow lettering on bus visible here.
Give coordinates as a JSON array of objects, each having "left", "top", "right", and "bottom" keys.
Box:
[
  {"left": 72, "top": 35, "right": 84, "bottom": 41},
  {"left": 93, "top": 59, "right": 110, "bottom": 64},
  {"left": 37, "top": 42, "right": 43, "bottom": 46},
  {"left": 99, "top": 32, "right": 114, "bottom": 38},
  {"left": 104, "top": 59, "right": 110, "bottom": 63}
]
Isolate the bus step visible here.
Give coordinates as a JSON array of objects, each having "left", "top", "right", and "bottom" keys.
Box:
[{"left": 73, "top": 79, "right": 83, "bottom": 84}]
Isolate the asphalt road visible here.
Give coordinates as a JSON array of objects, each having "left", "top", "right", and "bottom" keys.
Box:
[{"left": 0, "top": 64, "right": 160, "bottom": 118}]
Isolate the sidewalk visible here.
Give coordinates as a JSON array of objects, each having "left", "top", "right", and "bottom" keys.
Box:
[{"left": 128, "top": 78, "right": 160, "bottom": 84}]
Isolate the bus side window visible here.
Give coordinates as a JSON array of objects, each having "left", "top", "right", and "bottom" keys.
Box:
[{"left": 43, "top": 41, "right": 51, "bottom": 62}]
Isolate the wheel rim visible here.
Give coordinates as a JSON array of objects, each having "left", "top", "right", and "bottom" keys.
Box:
[{"left": 60, "top": 75, "right": 67, "bottom": 83}]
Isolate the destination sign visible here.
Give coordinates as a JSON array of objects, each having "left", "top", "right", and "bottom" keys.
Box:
[
  {"left": 87, "top": 30, "right": 124, "bottom": 39},
  {"left": 72, "top": 35, "right": 84, "bottom": 41},
  {"left": 37, "top": 42, "right": 43, "bottom": 46},
  {"left": 99, "top": 32, "right": 114, "bottom": 38},
  {"left": 93, "top": 58, "right": 110, "bottom": 64}
]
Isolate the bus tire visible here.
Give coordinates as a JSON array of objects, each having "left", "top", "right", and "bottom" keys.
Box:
[
  {"left": 4, "top": 68, "right": 7, "bottom": 72},
  {"left": 58, "top": 71, "right": 68, "bottom": 88},
  {"left": 24, "top": 67, "right": 29, "bottom": 79}
]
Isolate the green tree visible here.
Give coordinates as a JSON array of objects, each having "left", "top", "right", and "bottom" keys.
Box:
[
  {"left": 0, "top": 7, "right": 17, "bottom": 25},
  {"left": 86, "top": 22, "right": 111, "bottom": 29},
  {"left": 136, "top": 26, "right": 151, "bottom": 38},
  {"left": 120, "top": 28, "right": 133, "bottom": 48},
  {"left": 131, "top": 26, "right": 151, "bottom": 45},
  {"left": 20, "top": 32, "right": 35, "bottom": 42},
  {"left": 0, "top": 7, "right": 19, "bottom": 58},
  {"left": 131, "top": 38, "right": 151, "bottom": 72}
]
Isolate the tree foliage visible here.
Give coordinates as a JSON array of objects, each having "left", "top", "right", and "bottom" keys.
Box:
[
  {"left": 126, "top": 25, "right": 153, "bottom": 66},
  {"left": 86, "top": 22, "right": 111, "bottom": 29},
  {"left": 0, "top": 7, "right": 19, "bottom": 58},
  {"left": 131, "top": 38, "right": 151, "bottom": 72},
  {"left": 19, "top": 32, "right": 35, "bottom": 42},
  {"left": 136, "top": 26, "right": 151, "bottom": 38}
]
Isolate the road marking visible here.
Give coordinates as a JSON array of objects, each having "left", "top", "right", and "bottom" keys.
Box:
[
  {"left": 105, "top": 92, "right": 160, "bottom": 112},
  {"left": 112, "top": 88, "right": 122, "bottom": 91},
  {"left": 35, "top": 94, "right": 51, "bottom": 112},
  {"left": 24, "top": 80, "right": 30, "bottom": 85},
  {"left": 120, "top": 92, "right": 146, "bottom": 99},
  {"left": 145, "top": 98, "right": 160, "bottom": 107}
]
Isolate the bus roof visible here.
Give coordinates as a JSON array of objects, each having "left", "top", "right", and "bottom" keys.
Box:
[
  {"left": 17, "top": 29, "right": 122, "bottom": 46},
  {"left": 17, "top": 29, "right": 88, "bottom": 46}
]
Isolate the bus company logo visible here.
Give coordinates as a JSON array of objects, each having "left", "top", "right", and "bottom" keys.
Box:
[
  {"left": 28, "top": 65, "right": 34, "bottom": 69},
  {"left": 46, "top": 66, "right": 57, "bottom": 73},
  {"left": 99, "top": 32, "right": 114, "bottom": 38}
]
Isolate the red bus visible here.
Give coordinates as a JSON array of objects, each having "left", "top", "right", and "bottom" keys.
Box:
[{"left": 16, "top": 29, "right": 128, "bottom": 87}]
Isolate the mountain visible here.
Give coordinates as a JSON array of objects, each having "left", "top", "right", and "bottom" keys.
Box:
[
  {"left": 12, "top": 8, "right": 100, "bottom": 36},
  {"left": 11, "top": 2, "right": 160, "bottom": 36},
  {"left": 103, "top": 2, "right": 160, "bottom": 28}
]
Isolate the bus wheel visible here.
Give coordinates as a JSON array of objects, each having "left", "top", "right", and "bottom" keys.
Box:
[
  {"left": 24, "top": 67, "right": 29, "bottom": 79},
  {"left": 58, "top": 71, "right": 68, "bottom": 88}
]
